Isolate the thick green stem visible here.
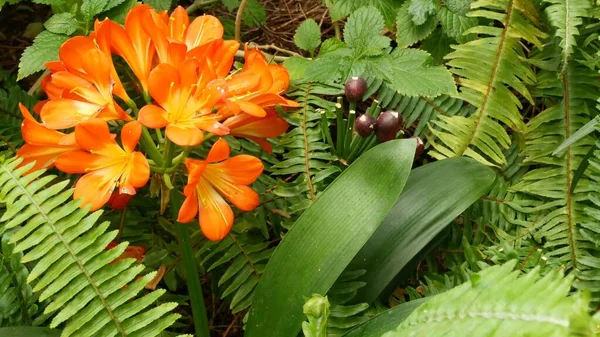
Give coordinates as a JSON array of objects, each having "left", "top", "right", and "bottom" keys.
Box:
[
  {"left": 171, "top": 192, "right": 210, "bottom": 337},
  {"left": 140, "top": 127, "right": 164, "bottom": 167},
  {"left": 163, "top": 139, "right": 175, "bottom": 169}
]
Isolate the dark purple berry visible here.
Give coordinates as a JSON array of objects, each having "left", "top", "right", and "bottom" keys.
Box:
[
  {"left": 354, "top": 113, "right": 376, "bottom": 137},
  {"left": 411, "top": 136, "right": 424, "bottom": 157},
  {"left": 344, "top": 77, "right": 367, "bottom": 102},
  {"left": 376, "top": 110, "right": 401, "bottom": 142}
]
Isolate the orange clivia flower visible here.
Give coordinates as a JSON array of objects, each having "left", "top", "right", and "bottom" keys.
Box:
[
  {"left": 223, "top": 108, "right": 289, "bottom": 153},
  {"left": 218, "top": 47, "right": 299, "bottom": 118},
  {"left": 177, "top": 138, "right": 263, "bottom": 241},
  {"left": 96, "top": 5, "right": 155, "bottom": 93},
  {"left": 55, "top": 119, "right": 150, "bottom": 211},
  {"left": 40, "top": 37, "right": 131, "bottom": 129},
  {"left": 138, "top": 59, "right": 229, "bottom": 146},
  {"left": 142, "top": 6, "right": 225, "bottom": 66},
  {"left": 16, "top": 103, "right": 79, "bottom": 173}
]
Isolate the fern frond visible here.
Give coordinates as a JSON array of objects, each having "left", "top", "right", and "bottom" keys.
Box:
[
  {"left": 271, "top": 82, "right": 343, "bottom": 212},
  {"left": 510, "top": 54, "right": 600, "bottom": 300},
  {"left": 0, "top": 157, "right": 179, "bottom": 337},
  {"left": 544, "top": 0, "right": 592, "bottom": 70},
  {"left": 0, "top": 71, "right": 36, "bottom": 154},
  {"left": 199, "top": 232, "right": 272, "bottom": 313},
  {"left": 382, "top": 261, "right": 596, "bottom": 337},
  {"left": 428, "top": 0, "right": 546, "bottom": 166}
]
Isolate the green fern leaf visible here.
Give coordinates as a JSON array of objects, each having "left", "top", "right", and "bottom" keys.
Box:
[
  {"left": 544, "top": 0, "right": 592, "bottom": 70},
  {"left": 0, "top": 157, "right": 179, "bottom": 337},
  {"left": 382, "top": 261, "right": 596, "bottom": 337},
  {"left": 428, "top": 0, "right": 546, "bottom": 166}
]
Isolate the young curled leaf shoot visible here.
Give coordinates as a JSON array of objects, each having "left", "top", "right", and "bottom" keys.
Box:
[{"left": 15, "top": 4, "right": 298, "bottom": 241}]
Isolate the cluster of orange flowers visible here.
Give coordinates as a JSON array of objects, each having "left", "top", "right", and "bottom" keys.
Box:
[{"left": 17, "top": 5, "right": 298, "bottom": 241}]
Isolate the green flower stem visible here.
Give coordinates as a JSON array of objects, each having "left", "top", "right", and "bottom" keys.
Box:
[
  {"left": 163, "top": 138, "right": 175, "bottom": 169},
  {"left": 171, "top": 191, "right": 210, "bottom": 337},
  {"left": 141, "top": 127, "right": 164, "bottom": 167},
  {"left": 343, "top": 102, "right": 357, "bottom": 158},
  {"left": 335, "top": 97, "right": 345, "bottom": 156}
]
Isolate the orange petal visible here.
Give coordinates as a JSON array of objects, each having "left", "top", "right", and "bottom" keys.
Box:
[
  {"left": 226, "top": 72, "right": 261, "bottom": 96},
  {"left": 108, "top": 191, "right": 134, "bottom": 210},
  {"left": 80, "top": 48, "right": 113, "bottom": 95},
  {"left": 73, "top": 167, "right": 118, "bottom": 211},
  {"left": 244, "top": 136, "right": 274, "bottom": 153},
  {"left": 121, "top": 121, "right": 142, "bottom": 152},
  {"left": 208, "top": 154, "right": 263, "bottom": 185},
  {"left": 268, "top": 64, "right": 291, "bottom": 93},
  {"left": 16, "top": 144, "right": 75, "bottom": 172},
  {"left": 124, "top": 151, "right": 150, "bottom": 189},
  {"left": 169, "top": 6, "right": 190, "bottom": 42},
  {"left": 184, "top": 158, "right": 208, "bottom": 185},
  {"left": 206, "top": 138, "right": 230, "bottom": 163},
  {"left": 55, "top": 151, "right": 111, "bottom": 174},
  {"left": 139, "top": 105, "right": 169, "bottom": 129},
  {"left": 41, "top": 99, "right": 102, "bottom": 129},
  {"left": 195, "top": 117, "right": 230, "bottom": 135},
  {"left": 74, "top": 119, "right": 123, "bottom": 156},
  {"left": 177, "top": 188, "right": 199, "bottom": 223},
  {"left": 226, "top": 114, "right": 288, "bottom": 138},
  {"left": 147, "top": 63, "right": 179, "bottom": 108},
  {"left": 197, "top": 180, "right": 233, "bottom": 241},
  {"left": 236, "top": 101, "right": 267, "bottom": 117},
  {"left": 58, "top": 36, "right": 96, "bottom": 76},
  {"left": 185, "top": 15, "right": 223, "bottom": 50},
  {"left": 213, "top": 40, "right": 239, "bottom": 78},
  {"left": 165, "top": 124, "right": 204, "bottom": 146}
]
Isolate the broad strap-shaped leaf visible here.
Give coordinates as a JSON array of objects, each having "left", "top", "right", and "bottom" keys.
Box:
[
  {"left": 381, "top": 261, "right": 596, "bottom": 337},
  {"left": 246, "top": 139, "right": 416, "bottom": 337},
  {"left": 428, "top": 0, "right": 546, "bottom": 166},
  {"left": 0, "top": 157, "right": 179, "bottom": 337}
]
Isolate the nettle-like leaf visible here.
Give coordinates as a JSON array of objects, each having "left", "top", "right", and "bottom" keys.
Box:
[
  {"left": 328, "top": 0, "right": 398, "bottom": 27},
  {"left": 143, "top": 0, "right": 171, "bottom": 11},
  {"left": 407, "top": 0, "right": 438, "bottom": 25},
  {"left": 18, "top": 31, "right": 68, "bottom": 80},
  {"left": 294, "top": 19, "right": 322, "bottom": 54},
  {"left": 242, "top": 0, "right": 266, "bottom": 26},
  {"left": 396, "top": 2, "right": 437, "bottom": 48},
  {"left": 437, "top": 6, "right": 478, "bottom": 43},
  {"left": 381, "top": 261, "right": 596, "bottom": 337},
  {"left": 0, "top": 158, "right": 180, "bottom": 337},
  {"left": 44, "top": 13, "right": 78, "bottom": 36},
  {"left": 343, "top": 6, "right": 390, "bottom": 57},
  {"left": 428, "top": 0, "right": 546, "bottom": 166}
]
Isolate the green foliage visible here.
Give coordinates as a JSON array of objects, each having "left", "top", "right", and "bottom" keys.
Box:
[
  {"left": 0, "top": 71, "right": 36, "bottom": 154},
  {"left": 428, "top": 0, "right": 546, "bottom": 166},
  {"left": 43, "top": 13, "right": 78, "bottom": 35},
  {"left": 381, "top": 261, "right": 597, "bottom": 337},
  {"left": 18, "top": 31, "right": 68, "bottom": 80},
  {"left": 241, "top": 0, "right": 266, "bottom": 26},
  {"left": 407, "top": 0, "right": 438, "bottom": 26},
  {"left": 0, "top": 157, "right": 180, "bottom": 336},
  {"left": 294, "top": 19, "right": 322, "bottom": 54},
  {"left": 326, "top": 0, "right": 398, "bottom": 27}
]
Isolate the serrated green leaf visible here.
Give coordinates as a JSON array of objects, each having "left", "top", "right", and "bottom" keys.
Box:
[
  {"left": 222, "top": 0, "right": 240, "bottom": 12},
  {"left": 437, "top": 7, "right": 477, "bottom": 43},
  {"left": 101, "top": 0, "right": 126, "bottom": 12},
  {"left": 283, "top": 56, "right": 312, "bottom": 81},
  {"left": 319, "top": 38, "right": 346, "bottom": 55},
  {"left": 31, "top": 0, "right": 64, "bottom": 5},
  {"left": 304, "top": 56, "right": 344, "bottom": 83},
  {"left": 396, "top": 2, "right": 437, "bottom": 48},
  {"left": 385, "top": 48, "right": 456, "bottom": 97},
  {"left": 420, "top": 28, "right": 453, "bottom": 64},
  {"left": 343, "top": 6, "right": 390, "bottom": 57},
  {"left": 294, "top": 19, "right": 322, "bottom": 53},
  {"left": 408, "top": 0, "right": 438, "bottom": 25},
  {"left": 330, "top": 0, "right": 398, "bottom": 27},
  {"left": 18, "top": 31, "right": 68, "bottom": 80},
  {"left": 81, "top": 0, "right": 107, "bottom": 21},
  {"left": 446, "top": 0, "right": 472, "bottom": 15},
  {"left": 143, "top": 0, "right": 171, "bottom": 11},
  {"left": 242, "top": 0, "right": 266, "bottom": 26},
  {"left": 99, "top": 0, "right": 137, "bottom": 24},
  {"left": 44, "top": 13, "right": 78, "bottom": 35}
]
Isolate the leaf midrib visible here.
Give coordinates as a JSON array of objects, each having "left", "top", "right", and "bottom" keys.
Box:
[{"left": 0, "top": 164, "right": 127, "bottom": 336}]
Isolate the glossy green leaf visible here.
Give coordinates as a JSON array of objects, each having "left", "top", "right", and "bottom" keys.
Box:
[
  {"left": 246, "top": 139, "right": 416, "bottom": 337},
  {"left": 350, "top": 157, "right": 496, "bottom": 303},
  {"left": 342, "top": 298, "right": 428, "bottom": 337},
  {"left": 0, "top": 327, "right": 61, "bottom": 337},
  {"left": 552, "top": 115, "right": 599, "bottom": 155}
]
